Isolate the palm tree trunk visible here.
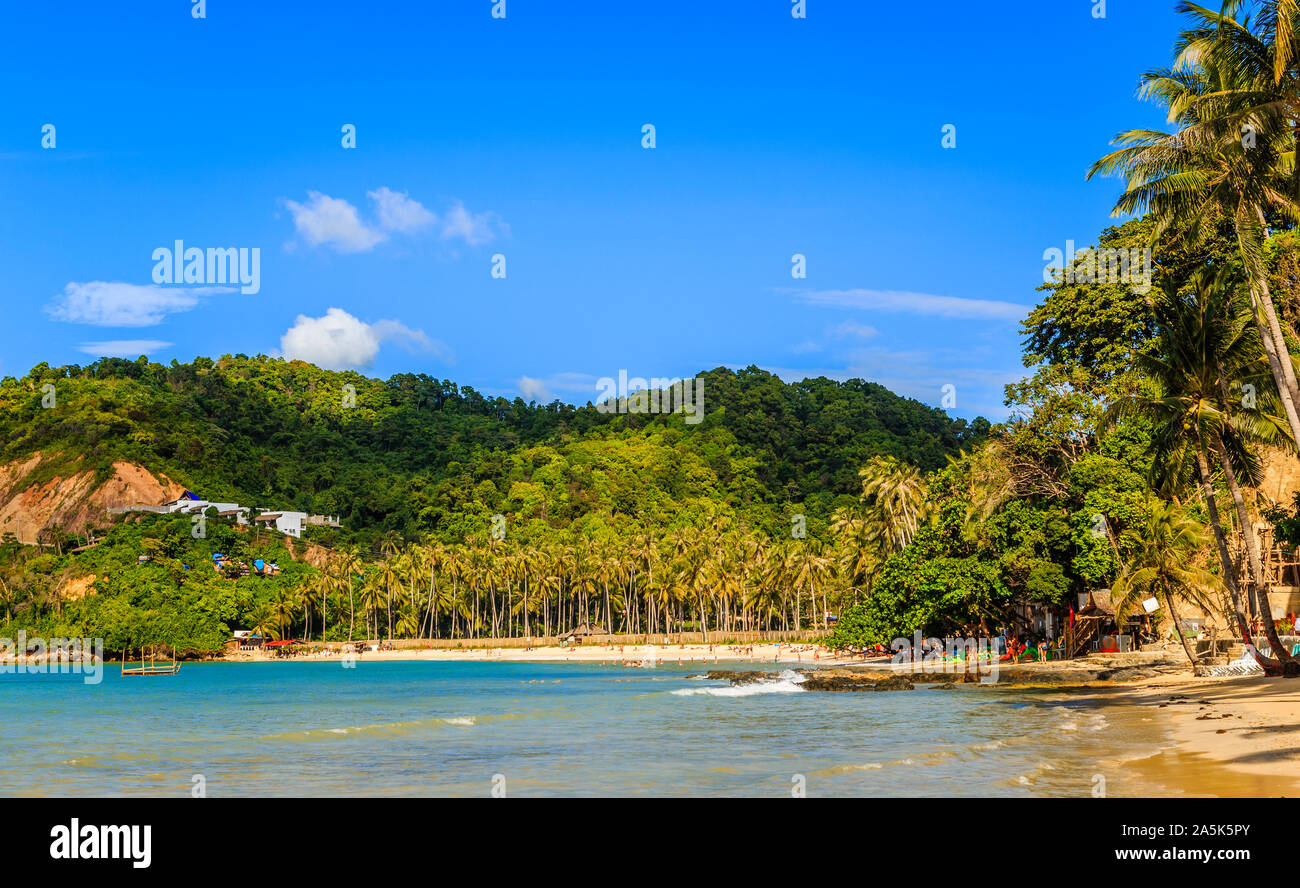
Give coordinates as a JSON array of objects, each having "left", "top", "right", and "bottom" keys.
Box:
[
  {"left": 1257, "top": 276, "right": 1300, "bottom": 406},
  {"left": 1212, "top": 434, "right": 1295, "bottom": 668},
  {"left": 1251, "top": 205, "right": 1300, "bottom": 416},
  {"left": 1193, "top": 443, "right": 1257, "bottom": 647},
  {"left": 1162, "top": 584, "right": 1202, "bottom": 676},
  {"left": 348, "top": 579, "right": 355, "bottom": 642},
  {"left": 1242, "top": 221, "right": 1300, "bottom": 450},
  {"left": 489, "top": 586, "right": 498, "bottom": 639},
  {"left": 422, "top": 571, "right": 434, "bottom": 639},
  {"left": 1251, "top": 282, "right": 1300, "bottom": 451}
]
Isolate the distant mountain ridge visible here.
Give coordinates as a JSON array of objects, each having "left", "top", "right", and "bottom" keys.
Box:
[{"left": 0, "top": 357, "right": 988, "bottom": 543}]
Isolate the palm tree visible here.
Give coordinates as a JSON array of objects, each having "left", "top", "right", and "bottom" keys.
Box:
[
  {"left": 1102, "top": 270, "right": 1298, "bottom": 667},
  {"left": 269, "top": 588, "right": 296, "bottom": 641},
  {"left": 375, "top": 556, "right": 400, "bottom": 640},
  {"left": 420, "top": 542, "right": 444, "bottom": 638},
  {"left": 749, "top": 546, "right": 788, "bottom": 633},
  {"left": 535, "top": 560, "right": 564, "bottom": 639},
  {"left": 324, "top": 564, "right": 349, "bottom": 641},
  {"left": 443, "top": 546, "right": 467, "bottom": 638},
  {"left": 249, "top": 604, "right": 276, "bottom": 642},
  {"left": 831, "top": 507, "right": 884, "bottom": 602},
  {"left": 0, "top": 576, "right": 13, "bottom": 623},
  {"left": 378, "top": 530, "right": 403, "bottom": 561},
  {"left": 319, "top": 567, "right": 331, "bottom": 640},
  {"left": 1112, "top": 502, "right": 1224, "bottom": 674},
  {"left": 789, "top": 539, "right": 834, "bottom": 630},
  {"left": 360, "top": 574, "right": 387, "bottom": 641},
  {"left": 630, "top": 532, "right": 659, "bottom": 635},
  {"left": 479, "top": 538, "right": 506, "bottom": 638},
  {"left": 1088, "top": 9, "right": 1300, "bottom": 448},
  {"left": 297, "top": 576, "right": 322, "bottom": 641},
  {"left": 858, "top": 456, "right": 931, "bottom": 552},
  {"left": 395, "top": 602, "right": 420, "bottom": 638},
  {"left": 595, "top": 547, "right": 624, "bottom": 634},
  {"left": 1216, "top": 1, "right": 1300, "bottom": 84},
  {"left": 338, "top": 548, "right": 362, "bottom": 641}
]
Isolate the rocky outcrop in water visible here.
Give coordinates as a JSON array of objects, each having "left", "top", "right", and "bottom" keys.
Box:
[
  {"left": 688, "top": 653, "right": 1189, "bottom": 693},
  {"left": 694, "top": 670, "right": 778, "bottom": 685},
  {"left": 798, "top": 671, "right": 916, "bottom": 692},
  {"left": 689, "top": 667, "right": 953, "bottom": 692}
]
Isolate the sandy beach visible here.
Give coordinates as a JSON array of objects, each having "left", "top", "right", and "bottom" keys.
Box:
[
  {"left": 223, "top": 641, "right": 851, "bottom": 666},
  {"left": 1070, "top": 674, "right": 1300, "bottom": 795}
]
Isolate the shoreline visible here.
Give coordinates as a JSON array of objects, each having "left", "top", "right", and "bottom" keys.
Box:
[{"left": 216, "top": 642, "right": 853, "bottom": 666}]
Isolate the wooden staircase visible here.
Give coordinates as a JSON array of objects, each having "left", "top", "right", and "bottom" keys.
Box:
[{"left": 1063, "top": 618, "right": 1100, "bottom": 660}]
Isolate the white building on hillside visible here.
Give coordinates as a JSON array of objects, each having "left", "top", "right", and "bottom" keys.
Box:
[{"left": 254, "top": 511, "right": 308, "bottom": 538}]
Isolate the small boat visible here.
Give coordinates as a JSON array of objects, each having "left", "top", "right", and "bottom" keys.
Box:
[{"left": 120, "top": 645, "right": 181, "bottom": 677}]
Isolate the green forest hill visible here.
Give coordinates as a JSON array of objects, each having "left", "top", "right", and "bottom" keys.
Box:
[
  {"left": 1, "top": 360, "right": 987, "bottom": 547},
  {"left": 0, "top": 361, "right": 988, "bottom": 652}
]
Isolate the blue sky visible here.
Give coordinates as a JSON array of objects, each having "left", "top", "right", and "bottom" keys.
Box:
[{"left": 0, "top": 0, "right": 1185, "bottom": 420}]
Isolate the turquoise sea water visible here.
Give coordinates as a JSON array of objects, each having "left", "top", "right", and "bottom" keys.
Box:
[{"left": 1, "top": 660, "right": 1199, "bottom": 797}]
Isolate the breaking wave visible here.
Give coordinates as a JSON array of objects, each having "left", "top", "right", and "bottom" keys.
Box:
[{"left": 671, "top": 669, "right": 807, "bottom": 697}]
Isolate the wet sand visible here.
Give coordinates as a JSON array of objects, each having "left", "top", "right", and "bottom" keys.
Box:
[{"left": 1070, "top": 673, "right": 1300, "bottom": 797}]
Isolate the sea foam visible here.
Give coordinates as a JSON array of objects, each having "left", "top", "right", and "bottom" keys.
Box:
[{"left": 671, "top": 669, "right": 806, "bottom": 697}]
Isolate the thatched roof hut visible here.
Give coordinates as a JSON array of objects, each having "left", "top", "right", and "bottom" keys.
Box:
[
  {"left": 1079, "top": 589, "right": 1116, "bottom": 618},
  {"left": 559, "top": 622, "right": 603, "bottom": 643}
]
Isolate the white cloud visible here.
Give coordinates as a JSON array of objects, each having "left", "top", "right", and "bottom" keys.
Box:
[
  {"left": 75, "top": 340, "right": 172, "bottom": 358},
  {"left": 513, "top": 372, "right": 601, "bottom": 402},
  {"left": 440, "top": 200, "right": 506, "bottom": 246},
  {"left": 368, "top": 187, "right": 437, "bottom": 233},
  {"left": 517, "top": 376, "right": 553, "bottom": 402},
  {"left": 285, "top": 190, "right": 505, "bottom": 252},
  {"left": 47, "top": 281, "right": 220, "bottom": 327},
  {"left": 797, "top": 288, "right": 1026, "bottom": 321},
  {"left": 371, "top": 319, "right": 454, "bottom": 362},
  {"left": 832, "top": 320, "right": 879, "bottom": 340},
  {"left": 285, "top": 191, "right": 388, "bottom": 253},
  {"left": 279, "top": 307, "right": 451, "bottom": 370}
]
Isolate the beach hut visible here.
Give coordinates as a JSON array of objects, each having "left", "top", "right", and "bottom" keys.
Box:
[
  {"left": 230, "top": 632, "right": 264, "bottom": 652},
  {"left": 1062, "top": 590, "right": 1120, "bottom": 658},
  {"left": 558, "top": 622, "right": 603, "bottom": 644}
]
